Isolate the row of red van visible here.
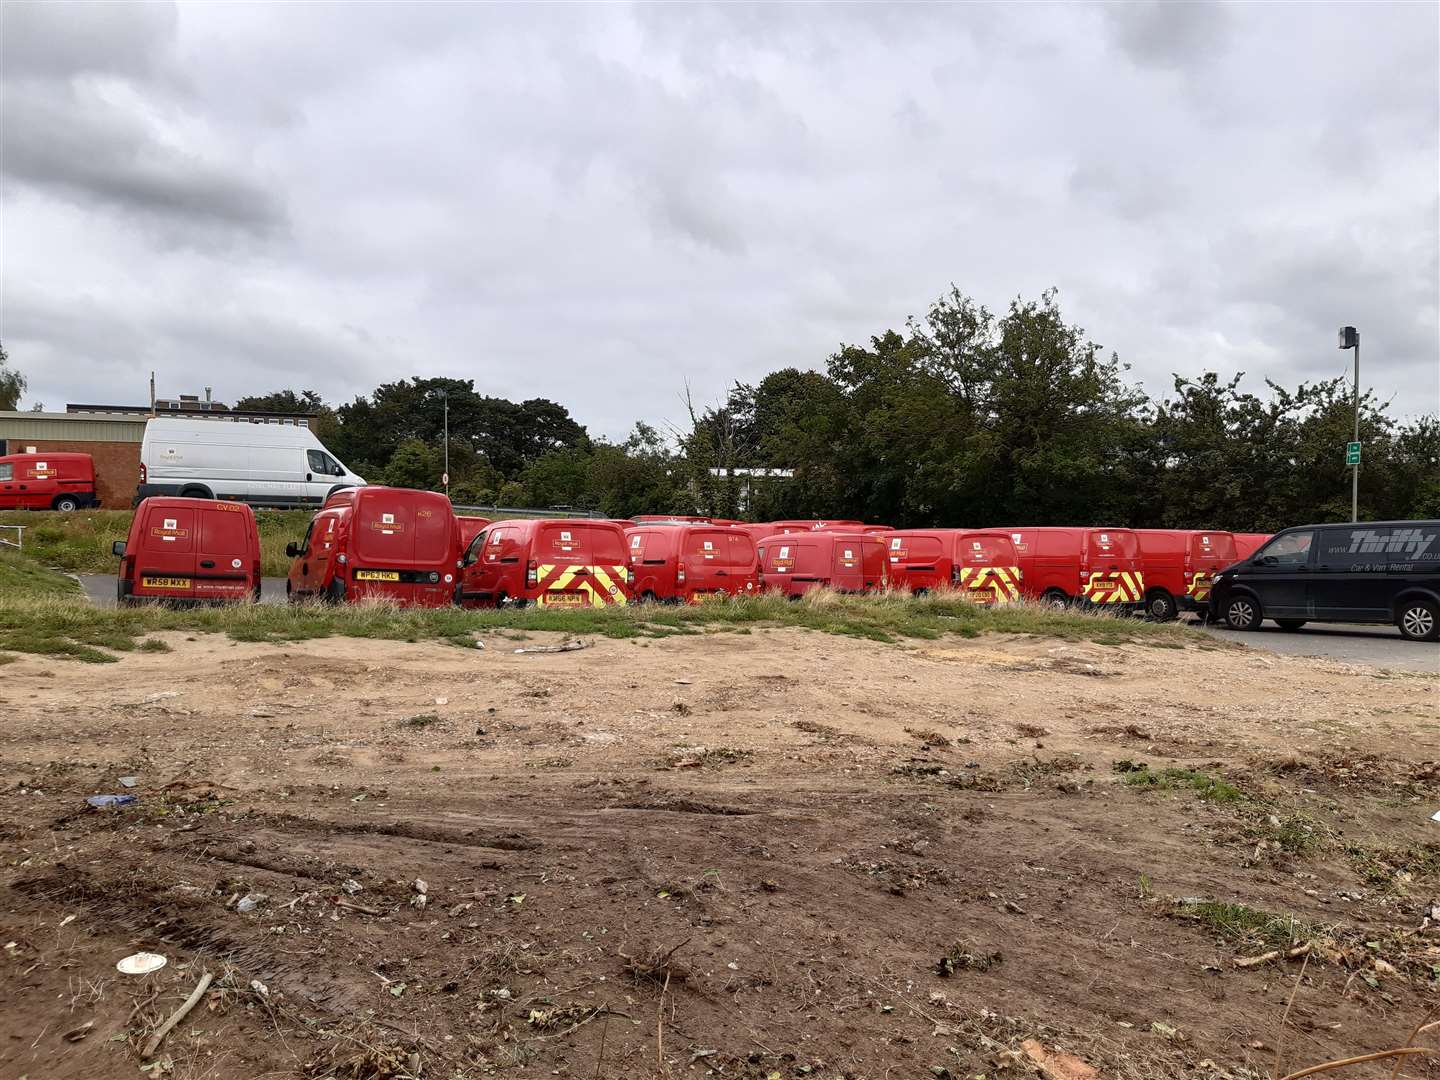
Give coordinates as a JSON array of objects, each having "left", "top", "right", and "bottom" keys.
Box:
[
  {"left": 0, "top": 452, "right": 101, "bottom": 512},
  {"left": 112, "top": 489, "right": 1267, "bottom": 621}
]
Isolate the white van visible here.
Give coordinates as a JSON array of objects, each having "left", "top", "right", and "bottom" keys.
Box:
[{"left": 137, "top": 418, "right": 367, "bottom": 509}]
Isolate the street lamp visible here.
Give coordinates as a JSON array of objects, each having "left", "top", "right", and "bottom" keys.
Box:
[
  {"left": 440, "top": 390, "right": 450, "bottom": 500},
  {"left": 1338, "top": 326, "right": 1359, "bottom": 523}
]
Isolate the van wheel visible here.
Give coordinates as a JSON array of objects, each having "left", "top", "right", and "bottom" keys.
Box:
[
  {"left": 179, "top": 486, "right": 213, "bottom": 500},
  {"left": 640, "top": 591, "right": 658, "bottom": 604},
  {"left": 326, "top": 580, "right": 346, "bottom": 604},
  {"left": 53, "top": 495, "right": 81, "bottom": 512},
  {"left": 1275, "top": 619, "right": 1307, "bottom": 631},
  {"left": 1224, "top": 595, "right": 1263, "bottom": 630},
  {"left": 1145, "top": 590, "right": 1176, "bottom": 621},
  {"left": 1397, "top": 599, "right": 1439, "bottom": 642},
  {"left": 1041, "top": 589, "right": 1069, "bottom": 610}
]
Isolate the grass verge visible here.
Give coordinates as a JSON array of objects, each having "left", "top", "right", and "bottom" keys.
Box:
[
  {"left": 0, "top": 548, "right": 82, "bottom": 597},
  {"left": 0, "top": 584, "right": 1209, "bottom": 664}
]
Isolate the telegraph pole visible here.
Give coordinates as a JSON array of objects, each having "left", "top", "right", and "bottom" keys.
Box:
[
  {"left": 1338, "top": 326, "right": 1360, "bottom": 522},
  {"left": 441, "top": 390, "right": 450, "bottom": 499}
]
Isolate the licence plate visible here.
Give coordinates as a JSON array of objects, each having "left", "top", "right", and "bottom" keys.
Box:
[
  {"left": 142, "top": 577, "right": 190, "bottom": 589},
  {"left": 355, "top": 570, "right": 400, "bottom": 582},
  {"left": 544, "top": 591, "right": 587, "bottom": 606},
  {"left": 692, "top": 591, "right": 725, "bottom": 603}
]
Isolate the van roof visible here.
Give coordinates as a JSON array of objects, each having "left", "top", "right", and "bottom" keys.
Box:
[
  {"left": 1283, "top": 520, "right": 1440, "bottom": 530},
  {"left": 0, "top": 451, "right": 93, "bottom": 461},
  {"left": 136, "top": 496, "right": 255, "bottom": 514}
]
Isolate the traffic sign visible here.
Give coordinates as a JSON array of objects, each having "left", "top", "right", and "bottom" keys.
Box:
[
  {"left": 442, "top": 472, "right": 450, "bottom": 486},
  {"left": 1345, "top": 442, "right": 1361, "bottom": 466}
]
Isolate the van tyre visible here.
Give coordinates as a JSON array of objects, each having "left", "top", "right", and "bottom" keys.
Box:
[
  {"left": 1224, "top": 595, "right": 1263, "bottom": 631},
  {"left": 1145, "top": 589, "right": 1176, "bottom": 621},
  {"left": 1275, "top": 619, "right": 1307, "bottom": 631},
  {"left": 53, "top": 495, "right": 81, "bottom": 512},
  {"left": 1397, "top": 599, "right": 1439, "bottom": 642},
  {"left": 179, "top": 486, "right": 213, "bottom": 500},
  {"left": 1041, "top": 589, "right": 1069, "bottom": 610},
  {"left": 326, "top": 580, "right": 346, "bottom": 604}
]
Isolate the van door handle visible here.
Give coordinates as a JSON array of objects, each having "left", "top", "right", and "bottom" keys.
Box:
[
  {"left": 500, "top": 557, "right": 519, "bottom": 564},
  {"left": 306, "top": 473, "right": 313, "bottom": 482},
  {"left": 715, "top": 570, "right": 728, "bottom": 576},
  {"left": 200, "top": 560, "right": 216, "bottom": 569}
]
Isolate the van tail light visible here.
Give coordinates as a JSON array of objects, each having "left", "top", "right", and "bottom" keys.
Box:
[
  {"left": 337, "top": 553, "right": 347, "bottom": 566},
  {"left": 526, "top": 560, "right": 538, "bottom": 586},
  {"left": 139, "top": 462, "right": 147, "bottom": 483},
  {"left": 626, "top": 567, "right": 634, "bottom": 586},
  {"left": 951, "top": 566, "right": 961, "bottom": 585},
  {"left": 677, "top": 565, "right": 686, "bottom": 585}
]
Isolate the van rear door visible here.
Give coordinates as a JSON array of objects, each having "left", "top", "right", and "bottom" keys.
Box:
[
  {"left": 194, "top": 505, "right": 254, "bottom": 599},
  {"left": 727, "top": 532, "right": 758, "bottom": 594},
  {"left": 683, "top": 529, "right": 731, "bottom": 599},
  {"left": 956, "top": 534, "right": 1021, "bottom": 603},
  {"left": 1083, "top": 529, "right": 1144, "bottom": 604},
  {"left": 831, "top": 537, "right": 866, "bottom": 591},
  {"left": 137, "top": 504, "right": 200, "bottom": 593}
]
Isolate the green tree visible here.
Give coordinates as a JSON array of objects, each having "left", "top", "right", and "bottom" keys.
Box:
[
  {"left": 379, "top": 438, "right": 443, "bottom": 490},
  {"left": 0, "top": 343, "right": 25, "bottom": 411}
]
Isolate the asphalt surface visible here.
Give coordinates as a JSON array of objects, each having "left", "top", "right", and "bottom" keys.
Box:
[
  {"left": 1199, "top": 618, "right": 1438, "bottom": 673},
  {"left": 78, "top": 574, "right": 289, "bottom": 607},
  {"left": 73, "top": 574, "right": 1435, "bottom": 672}
]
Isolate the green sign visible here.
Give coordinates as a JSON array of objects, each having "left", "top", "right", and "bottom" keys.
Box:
[{"left": 1345, "top": 441, "right": 1361, "bottom": 466}]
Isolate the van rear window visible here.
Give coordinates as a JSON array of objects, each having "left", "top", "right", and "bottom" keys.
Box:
[
  {"left": 1192, "top": 533, "right": 1235, "bottom": 561},
  {"left": 585, "top": 526, "right": 626, "bottom": 563},
  {"left": 960, "top": 536, "right": 1015, "bottom": 564},
  {"left": 1089, "top": 530, "right": 1138, "bottom": 557},
  {"left": 889, "top": 535, "right": 942, "bottom": 560}
]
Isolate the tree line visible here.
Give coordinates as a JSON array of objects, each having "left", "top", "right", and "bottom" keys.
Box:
[{"left": 5, "top": 284, "right": 1435, "bottom": 529}]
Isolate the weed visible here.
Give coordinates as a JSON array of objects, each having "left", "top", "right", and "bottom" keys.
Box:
[
  {"left": 137, "top": 638, "right": 173, "bottom": 653},
  {"left": 1345, "top": 842, "right": 1440, "bottom": 889},
  {"left": 1172, "top": 899, "right": 1307, "bottom": 950},
  {"left": 1115, "top": 761, "right": 1244, "bottom": 803},
  {"left": 401, "top": 714, "right": 440, "bottom": 728}
]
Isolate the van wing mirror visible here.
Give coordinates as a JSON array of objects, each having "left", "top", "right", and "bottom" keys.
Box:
[
  {"left": 112, "top": 540, "right": 126, "bottom": 557},
  {"left": 285, "top": 541, "right": 301, "bottom": 558}
]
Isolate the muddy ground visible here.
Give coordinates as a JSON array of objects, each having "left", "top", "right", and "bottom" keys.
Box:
[{"left": 1, "top": 627, "right": 1437, "bottom": 1080}]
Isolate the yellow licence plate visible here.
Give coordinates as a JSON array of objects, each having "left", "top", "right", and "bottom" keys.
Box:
[
  {"left": 692, "top": 591, "right": 724, "bottom": 603},
  {"left": 355, "top": 570, "right": 400, "bottom": 582},
  {"left": 142, "top": 577, "right": 190, "bottom": 589},
  {"left": 544, "top": 592, "right": 587, "bottom": 606}
]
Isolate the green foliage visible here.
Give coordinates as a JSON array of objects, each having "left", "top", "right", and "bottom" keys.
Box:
[
  {"left": 0, "top": 549, "right": 82, "bottom": 597},
  {"left": 1114, "top": 761, "right": 1245, "bottom": 802},
  {"left": 0, "top": 341, "right": 25, "bottom": 412},
  {"left": 1172, "top": 899, "right": 1307, "bottom": 950}
]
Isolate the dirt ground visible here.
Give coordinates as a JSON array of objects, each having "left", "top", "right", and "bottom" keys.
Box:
[{"left": 1, "top": 626, "right": 1437, "bottom": 1080}]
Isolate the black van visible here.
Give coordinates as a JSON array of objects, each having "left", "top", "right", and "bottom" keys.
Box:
[{"left": 1208, "top": 521, "right": 1440, "bottom": 641}]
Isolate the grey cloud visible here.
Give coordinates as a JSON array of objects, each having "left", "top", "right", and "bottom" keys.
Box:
[
  {"left": 0, "top": 0, "right": 177, "bottom": 82},
  {"left": 1099, "top": 0, "right": 1231, "bottom": 70},
  {"left": 1068, "top": 163, "right": 1183, "bottom": 222}
]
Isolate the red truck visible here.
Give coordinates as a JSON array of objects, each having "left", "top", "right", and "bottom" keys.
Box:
[
  {"left": 626, "top": 523, "right": 758, "bottom": 603},
  {"left": 999, "top": 527, "right": 1146, "bottom": 611},
  {"left": 286, "top": 486, "right": 459, "bottom": 607},
  {"left": 458, "top": 518, "right": 632, "bottom": 608},
  {"left": 113, "top": 497, "right": 261, "bottom": 604},
  {"left": 1134, "top": 530, "right": 1239, "bottom": 620},
  {"left": 757, "top": 530, "right": 887, "bottom": 597},
  {"left": 0, "top": 452, "right": 100, "bottom": 511}
]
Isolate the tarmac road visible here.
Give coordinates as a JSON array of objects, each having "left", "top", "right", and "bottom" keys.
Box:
[
  {"left": 77, "top": 574, "right": 289, "bottom": 607},
  {"left": 1200, "top": 618, "right": 1437, "bottom": 673}
]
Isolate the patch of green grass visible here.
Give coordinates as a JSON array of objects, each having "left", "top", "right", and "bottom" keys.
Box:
[
  {"left": 0, "top": 549, "right": 82, "bottom": 597},
  {"left": 0, "top": 566, "right": 1212, "bottom": 663},
  {"left": 138, "top": 638, "right": 173, "bottom": 653},
  {"left": 401, "top": 713, "right": 441, "bottom": 728},
  {"left": 1173, "top": 899, "right": 1308, "bottom": 950},
  {"left": 1114, "top": 760, "right": 1245, "bottom": 803}
]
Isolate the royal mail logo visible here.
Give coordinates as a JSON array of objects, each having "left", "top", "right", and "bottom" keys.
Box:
[
  {"left": 151, "top": 517, "right": 189, "bottom": 541},
  {"left": 25, "top": 462, "right": 52, "bottom": 478},
  {"left": 371, "top": 514, "right": 405, "bottom": 533}
]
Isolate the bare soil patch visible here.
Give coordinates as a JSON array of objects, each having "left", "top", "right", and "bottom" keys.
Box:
[{"left": 1, "top": 629, "right": 1436, "bottom": 1079}]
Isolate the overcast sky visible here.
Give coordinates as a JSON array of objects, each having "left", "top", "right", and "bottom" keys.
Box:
[{"left": 2, "top": 1, "right": 1436, "bottom": 438}]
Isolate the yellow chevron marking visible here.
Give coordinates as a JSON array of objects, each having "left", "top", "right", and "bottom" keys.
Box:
[{"left": 591, "top": 566, "right": 627, "bottom": 606}]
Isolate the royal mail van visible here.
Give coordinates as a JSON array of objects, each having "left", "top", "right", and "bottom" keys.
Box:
[
  {"left": 113, "top": 497, "right": 261, "bottom": 603},
  {"left": 285, "top": 486, "right": 459, "bottom": 607},
  {"left": 457, "top": 515, "right": 492, "bottom": 552},
  {"left": 1134, "top": 530, "right": 1238, "bottom": 620},
  {"left": 0, "top": 452, "right": 100, "bottom": 511},
  {"left": 758, "top": 531, "right": 887, "bottom": 597},
  {"left": 1234, "top": 533, "right": 1272, "bottom": 560},
  {"left": 626, "top": 524, "right": 758, "bottom": 602},
  {"left": 884, "top": 530, "right": 1020, "bottom": 603},
  {"left": 457, "top": 519, "right": 632, "bottom": 608},
  {"left": 999, "top": 527, "right": 1145, "bottom": 610}
]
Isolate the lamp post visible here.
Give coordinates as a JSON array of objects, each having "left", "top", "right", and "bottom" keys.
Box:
[
  {"left": 1338, "top": 326, "right": 1359, "bottom": 523},
  {"left": 437, "top": 394, "right": 449, "bottom": 504}
]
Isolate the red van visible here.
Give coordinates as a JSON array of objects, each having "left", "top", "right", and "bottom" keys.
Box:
[
  {"left": 999, "top": 527, "right": 1145, "bottom": 610},
  {"left": 1134, "top": 530, "right": 1239, "bottom": 620},
  {"left": 113, "top": 497, "right": 261, "bottom": 604},
  {"left": 458, "top": 518, "right": 632, "bottom": 608},
  {"left": 1234, "top": 533, "right": 1272, "bottom": 560},
  {"left": 884, "top": 530, "right": 1021, "bottom": 603},
  {"left": 626, "top": 523, "right": 758, "bottom": 603},
  {"left": 0, "top": 452, "right": 100, "bottom": 511},
  {"left": 286, "top": 486, "right": 459, "bottom": 607},
  {"left": 457, "top": 515, "right": 492, "bottom": 552},
  {"left": 758, "top": 530, "right": 887, "bottom": 597}
]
